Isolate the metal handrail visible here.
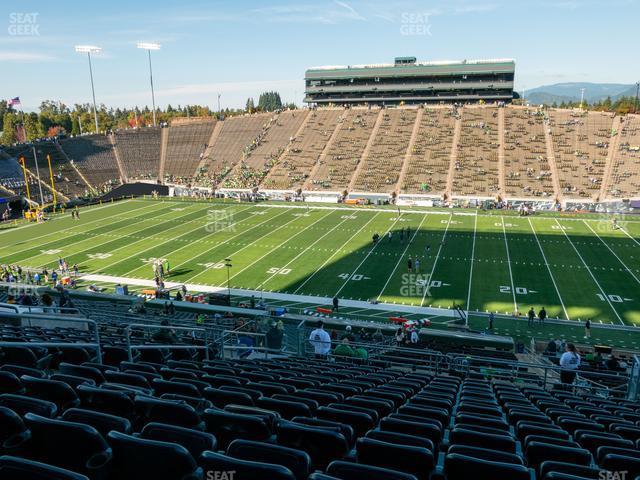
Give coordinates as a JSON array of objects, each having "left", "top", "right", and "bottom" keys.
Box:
[
  {"left": 124, "top": 323, "right": 210, "bottom": 362},
  {"left": 221, "top": 330, "right": 267, "bottom": 356},
  {"left": 0, "top": 312, "right": 102, "bottom": 363}
]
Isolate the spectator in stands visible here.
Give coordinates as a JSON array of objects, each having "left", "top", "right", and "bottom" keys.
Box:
[
  {"left": 488, "top": 312, "right": 494, "bottom": 330},
  {"left": 341, "top": 325, "right": 355, "bottom": 342},
  {"left": 266, "top": 321, "right": 284, "bottom": 353},
  {"left": 409, "top": 328, "right": 419, "bottom": 344},
  {"left": 545, "top": 339, "right": 558, "bottom": 355},
  {"left": 175, "top": 290, "right": 183, "bottom": 302},
  {"left": 354, "top": 344, "right": 368, "bottom": 361},
  {"left": 359, "top": 328, "right": 371, "bottom": 342},
  {"left": 40, "top": 293, "right": 54, "bottom": 313},
  {"left": 559, "top": 343, "right": 580, "bottom": 386},
  {"left": 395, "top": 327, "right": 405, "bottom": 346},
  {"left": 332, "top": 296, "right": 339, "bottom": 312},
  {"left": 237, "top": 334, "right": 254, "bottom": 358},
  {"left": 606, "top": 355, "right": 621, "bottom": 371},
  {"left": 152, "top": 319, "right": 179, "bottom": 344},
  {"left": 309, "top": 320, "right": 331, "bottom": 359},
  {"left": 334, "top": 338, "right": 355, "bottom": 358}
]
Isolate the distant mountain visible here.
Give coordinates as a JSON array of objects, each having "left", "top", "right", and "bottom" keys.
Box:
[{"left": 525, "top": 82, "right": 636, "bottom": 105}]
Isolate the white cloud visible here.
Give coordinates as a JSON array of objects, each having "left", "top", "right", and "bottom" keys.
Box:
[{"left": 0, "top": 51, "right": 57, "bottom": 62}]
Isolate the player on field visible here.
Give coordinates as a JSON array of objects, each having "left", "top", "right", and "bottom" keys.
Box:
[
  {"left": 407, "top": 256, "right": 413, "bottom": 273},
  {"left": 414, "top": 258, "right": 421, "bottom": 273}
]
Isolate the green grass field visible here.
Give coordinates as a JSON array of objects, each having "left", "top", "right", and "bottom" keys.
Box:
[{"left": 2, "top": 197, "right": 640, "bottom": 330}]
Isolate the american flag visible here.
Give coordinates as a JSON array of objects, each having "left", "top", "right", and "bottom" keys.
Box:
[{"left": 6, "top": 97, "right": 20, "bottom": 107}]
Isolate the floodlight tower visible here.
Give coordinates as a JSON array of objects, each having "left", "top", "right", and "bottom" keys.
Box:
[
  {"left": 74, "top": 45, "right": 102, "bottom": 133},
  {"left": 137, "top": 42, "right": 161, "bottom": 126}
]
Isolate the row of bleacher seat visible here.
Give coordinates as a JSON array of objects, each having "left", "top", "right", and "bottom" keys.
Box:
[
  {"left": 504, "top": 108, "right": 555, "bottom": 198},
  {"left": 352, "top": 109, "right": 418, "bottom": 193},
  {"left": 113, "top": 128, "right": 162, "bottom": 181},
  {"left": 263, "top": 109, "right": 343, "bottom": 190},
  {"left": 1, "top": 314, "right": 640, "bottom": 479},
  {"left": 548, "top": 110, "right": 613, "bottom": 199},
  {"left": 307, "top": 109, "right": 379, "bottom": 192},
  {"left": 452, "top": 107, "right": 500, "bottom": 197},
  {"left": 1, "top": 107, "right": 639, "bottom": 201},
  {"left": 401, "top": 107, "right": 457, "bottom": 195},
  {"left": 60, "top": 135, "right": 121, "bottom": 192}
]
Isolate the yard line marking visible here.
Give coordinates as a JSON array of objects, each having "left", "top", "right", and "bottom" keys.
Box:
[
  {"left": 583, "top": 220, "right": 640, "bottom": 286},
  {"left": 57, "top": 203, "right": 225, "bottom": 271},
  {"left": 257, "top": 211, "right": 353, "bottom": 290},
  {"left": 150, "top": 207, "right": 295, "bottom": 280},
  {"left": 420, "top": 214, "right": 452, "bottom": 307},
  {"left": 465, "top": 214, "right": 478, "bottom": 314},
  {"left": 618, "top": 226, "right": 640, "bottom": 247},
  {"left": 376, "top": 214, "right": 427, "bottom": 300},
  {"left": 553, "top": 218, "right": 624, "bottom": 325},
  {"left": 108, "top": 205, "right": 257, "bottom": 276},
  {"left": 0, "top": 200, "right": 158, "bottom": 256},
  {"left": 12, "top": 201, "right": 175, "bottom": 264},
  {"left": 528, "top": 217, "right": 569, "bottom": 320},
  {"left": 0, "top": 198, "right": 141, "bottom": 239},
  {"left": 334, "top": 213, "right": 402, "bottom": 297},
  {"left": 501, "top": 216, "right": 518, "bottom": 313},
  {"left": 294, "top": 212, "right": 382, "bottom": 294},
  {"left": 195, "top": 209, "right": 334, "bottom": 285}
]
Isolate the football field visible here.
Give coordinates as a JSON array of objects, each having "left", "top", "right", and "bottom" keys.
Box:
[{"left": 2, "top": 197, "right": 640, "bottom": 327}]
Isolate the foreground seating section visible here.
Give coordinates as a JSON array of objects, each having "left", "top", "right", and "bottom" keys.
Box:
[{"left": 1, "top": 323, "right": 640, "bottom": 479}]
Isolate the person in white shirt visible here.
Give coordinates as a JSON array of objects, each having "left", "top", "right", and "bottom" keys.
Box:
[
  {"left": 309, "top": 320, "right": 331, "bottom": 358},
  {"left": 559, "top": 343, "right": 580, "bottom": 386},
  {"left": 410, "top": 328, "right": 419, "bottom": 344}
]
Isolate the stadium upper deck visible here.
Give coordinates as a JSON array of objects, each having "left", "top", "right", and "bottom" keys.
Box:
[
  {"left": 1, "top": 105, "right": 638, "bottom": 206},
  {"left": 304, "top": 57, "right": 516, "bottom": 105}
]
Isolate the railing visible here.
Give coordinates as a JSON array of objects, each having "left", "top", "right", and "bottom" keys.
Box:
[
  {"left": 221, "top": 330, "right": 269, "bottom": 359},
  {"left": 448, "top": 352, "right": 631, "bottom": 398},
  {"left": 0, "top": 311, "right": 102, "bottom": 363},
  {"left": 123, "top": 323, "right": 210, "bottom": 362}
]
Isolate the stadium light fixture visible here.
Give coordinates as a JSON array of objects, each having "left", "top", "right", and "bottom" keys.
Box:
[
  {"left": 137, "top": 42, "right": 161, "bottom": 126},
  {"left": 224, "top": 258, "right": 232, "bottom": 299},
  {"left": 74, "top": 45, "right": 102, "bottom": 134}
]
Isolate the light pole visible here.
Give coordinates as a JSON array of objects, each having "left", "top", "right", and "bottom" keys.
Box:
[
  {"left": 137, "top": 42, "right": 161, "bottom": 126},
  {"left": 224, "top": 258, "right": 232, "bottom": 301},
  {"left": 74, "top": 45, "right": 101, "bottom": 133}
]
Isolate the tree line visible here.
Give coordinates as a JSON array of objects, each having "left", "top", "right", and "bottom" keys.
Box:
[{"left": 0, "top": 91, "right": 296, "bottom": 146}]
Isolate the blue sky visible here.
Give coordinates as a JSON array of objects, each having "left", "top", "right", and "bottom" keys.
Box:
[{"left": 2, "top": 0, "right": 638, "bottom": 111}]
